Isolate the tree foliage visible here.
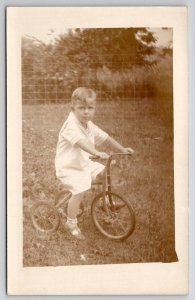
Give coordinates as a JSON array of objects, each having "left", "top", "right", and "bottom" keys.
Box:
[
  {"left": 22, "top": 28, "right": 172, "bottom": 103},
  {"left": 54, "top": 28, "right": 157, "bottom": 70}
]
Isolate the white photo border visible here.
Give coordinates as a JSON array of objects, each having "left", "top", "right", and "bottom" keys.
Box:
[{"left": 7, "top": 6, "right": 188, "bottom": 295}]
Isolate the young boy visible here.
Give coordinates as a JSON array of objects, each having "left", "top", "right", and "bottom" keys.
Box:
[{"left": 55, "top": 87, "right": 134, "bottom": 240}]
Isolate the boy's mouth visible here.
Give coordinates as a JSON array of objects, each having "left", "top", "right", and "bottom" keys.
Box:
[{"left": 83, "top": 116, "right": 89, "bottom": 120}]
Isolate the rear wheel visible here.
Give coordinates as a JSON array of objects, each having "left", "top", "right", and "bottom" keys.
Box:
[
  {"left": 91, "top": 192, "right": 135, "bottom": 240},
  {"left": 30, "top": 201, "right": 60, "bottom": 233}
]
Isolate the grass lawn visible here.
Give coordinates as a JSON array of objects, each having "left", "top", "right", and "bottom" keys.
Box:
[{"left": 22, "top": 98, "right": 178, "bottom": 266}]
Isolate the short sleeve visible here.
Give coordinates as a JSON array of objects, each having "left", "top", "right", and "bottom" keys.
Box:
[
  {"left": 90, "top": 122, "right": 109, "bottom": 146},
  {"left": 60, "top": 122, "right": 84, "bottom": 146}
]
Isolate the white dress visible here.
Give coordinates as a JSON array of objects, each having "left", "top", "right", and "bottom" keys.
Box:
[{"left": 55, "top": 111, "right": 108, "bottom": 195}]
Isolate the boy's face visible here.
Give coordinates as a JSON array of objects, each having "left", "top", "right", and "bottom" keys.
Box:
[{"left": 72, "top": 98, "right": 96, "bottom": 125}]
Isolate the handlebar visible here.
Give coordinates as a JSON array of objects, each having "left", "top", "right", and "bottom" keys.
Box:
[
  {"left": 89, "top": 153, "right": 132, "bottom": 176},
  {"left": 89, "top": 152, "right": 132, "bottom": 161}
]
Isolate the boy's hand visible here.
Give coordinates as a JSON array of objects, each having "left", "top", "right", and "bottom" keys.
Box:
[{"left": 123, "top": 147, "right": 134, "bottom": 155}]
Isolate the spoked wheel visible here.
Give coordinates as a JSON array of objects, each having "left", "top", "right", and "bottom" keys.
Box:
[
  {"left": 91, "top": 192, "right": 135, "bottom": 240},
  {"left": 30, "top": 201, "right": 60, "bottom": 233},
  {"left": 55, "top": 190, "right": 84, "bottom": 218}
]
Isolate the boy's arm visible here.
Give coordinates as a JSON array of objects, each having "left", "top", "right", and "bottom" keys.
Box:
[
  {"left": 105, "top": 136, "right": 134, "bottom": 154},
  {"left": 76, "top": 139, "right": 109, "bottom": 159}
]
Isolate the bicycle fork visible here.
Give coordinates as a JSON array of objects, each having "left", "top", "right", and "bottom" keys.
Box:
[{"left": 102, "top": 166, "right": 115, "bottom": 213}]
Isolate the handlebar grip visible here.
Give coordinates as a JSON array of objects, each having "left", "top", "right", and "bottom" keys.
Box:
[
  {"left": 110, "top": 152, "right": 132, "bottom": 157},
  {"left": 89, "top": 155, "right": 100, "bottom": 160}
]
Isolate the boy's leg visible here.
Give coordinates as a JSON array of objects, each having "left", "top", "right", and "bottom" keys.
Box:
[
  {"left": 65, "top": 191, "right": 86, "bottom": 240},
  {"left": 92, "top": 169, "right": 107, "bottom": 190},
  {"left": 67, "top": 191, "right": 86, "bottom": 219}
]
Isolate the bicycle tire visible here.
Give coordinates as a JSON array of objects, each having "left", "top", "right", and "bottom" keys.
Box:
[
  {"left": 91, "top": 192, "right": 135, "bottom": 240},
  {"left": 30, "top": 201, "right": 60, "bottom": 233}
]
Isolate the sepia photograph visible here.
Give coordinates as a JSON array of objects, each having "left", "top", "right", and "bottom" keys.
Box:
[
  {"left": 7, "top": 7, "right": 188, "bottom": 295},
  {"left": 22, "top": 26, "right": 177, "bottom": 267}
]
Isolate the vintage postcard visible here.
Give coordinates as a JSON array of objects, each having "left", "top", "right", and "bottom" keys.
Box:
[{"left": 7, "top": 6, "right": 188, "bottom": 295}]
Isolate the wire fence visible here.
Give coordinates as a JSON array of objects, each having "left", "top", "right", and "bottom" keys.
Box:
[{"left": 22, "top": 54, "right": 158, "bottom": 104}]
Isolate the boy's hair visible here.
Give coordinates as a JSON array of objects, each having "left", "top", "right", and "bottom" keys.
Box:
[{"left": 71, "top": 87, "right": 96, "bottom": 106}]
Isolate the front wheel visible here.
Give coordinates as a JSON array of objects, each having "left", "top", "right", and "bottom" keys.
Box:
[
  {"left": 30, "top": 201, "right": 60, "bottom": 233},
  {"left": 91, "top": 192, "right": 135, "bottom": 240}
]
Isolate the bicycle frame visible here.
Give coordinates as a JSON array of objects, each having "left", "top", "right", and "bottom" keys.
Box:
[
  {"left": 55, "top": 153, "right": 131, "bottom": 210},
  {"left": 31, "top": 152, "right": 135, "bottom": 239},
  {"left": 55, "top": 190, "right": 72, "bottom": 209},
  {"left": 96, "top": 153, "right": 132, "bottom": 210},
  {"left": 105, "top": 152, "right": 131, "bottom": 189}
]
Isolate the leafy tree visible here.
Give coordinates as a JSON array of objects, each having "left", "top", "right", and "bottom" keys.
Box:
[
  {"left": 49, "top": 28, "right": 158, "bottom": 98},
  {"left": 54, "top": 28, "right": 157, "bottom": 71},
  {"left": 22, "top": 28, "right": 173, "bottom": 103}
]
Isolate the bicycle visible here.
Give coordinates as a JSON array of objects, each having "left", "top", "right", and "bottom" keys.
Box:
[{"left": 30, "top": 153, "right": 136, "bottom": 240}]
